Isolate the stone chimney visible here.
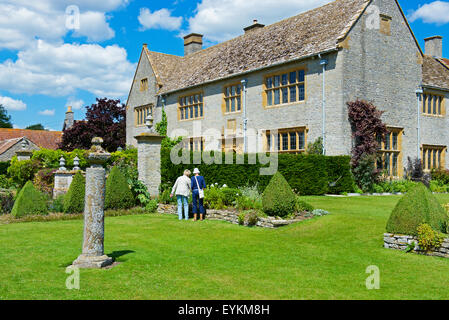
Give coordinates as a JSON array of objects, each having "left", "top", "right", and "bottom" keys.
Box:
[
  {"left": 425, "top": 36, "right": 443, "bottom": 58},
  {"left": 244, "top": 19, "right": 265, "bottom": 34},
  {"left": 184, "top": 33, "right": 203, "bottom": 56},
  {"left": 63, "top": 105, "right": 74, "bottom": 131}
]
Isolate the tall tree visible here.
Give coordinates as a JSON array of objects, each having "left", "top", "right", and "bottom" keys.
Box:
[
  {"left": 60, "top": 98, "right": 126, "bottom": 151},
  {"left": 26, "top": 124, "right": 46, "bottom": 131},
  {"left": 0, "top": 105, "right": 13, "bottom": 128}
]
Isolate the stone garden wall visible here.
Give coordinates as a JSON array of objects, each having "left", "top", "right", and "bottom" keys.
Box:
[
  {"left": 157, "top": 204, "right": 306, "bottom": 229},
  {"left": 384, "top": 233, "right": 449, "bottom": 258}
]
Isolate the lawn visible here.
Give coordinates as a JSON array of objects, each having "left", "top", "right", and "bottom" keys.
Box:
[{"left": 1, "top": 194, "right": 449, "bottom": 300}]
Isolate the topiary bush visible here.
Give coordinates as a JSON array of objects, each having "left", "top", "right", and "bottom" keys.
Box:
[
  {"left": 11, "top": 181, "right": 48, "bottom": 218},
  {"left": 63, "top": 172, "right": 85, "bottom": 214},
  {"left": 105, "top": 166, "right": 135, "bottom": 210},
  {"left": 262, "top": 172, "right": 296, "bottom": 217},
  {"left": 386, "top": 183, "right": 448, "bottom": 236}
]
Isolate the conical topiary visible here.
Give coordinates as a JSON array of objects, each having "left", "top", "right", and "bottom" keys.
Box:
[
  {"left": 105, "top": 166, "right": 135, "bottom": 210},
  {"left": 11, "top": 181, "right": 48, "bottom": 217},
  {"left": 63, "top": 171, "right": 85, "bottom": 214},
  {"left": 262, "top": 172, "right": 296, "bottom": 217},
  {"left": 386, "top": 183, "right": 448, "bottom": 236}
]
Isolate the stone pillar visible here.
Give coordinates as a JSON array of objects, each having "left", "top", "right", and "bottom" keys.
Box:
[
  {"left": 53, "top": 171, "right": 74, "bottom": 199},
  {"left": 72, "top": 137, "right": 113, "bottom": 269},
  {"left": 136, "top": 133, "right": 164, "bottom": 197}
]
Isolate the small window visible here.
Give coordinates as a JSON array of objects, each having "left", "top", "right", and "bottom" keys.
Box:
[
  {"left": 182, "top": 137, "right": 204, "bottom": 152},
  {"left": 422, "top": 93, "right": 444, "bottom": 116},
  {"left": 135, "top": 105, "right": 152, "bottom": 126},
  {"left": 379, "top": 14, "right": 392, "bottom": 36},
  {"left": 140, "top": 78, "right": 149, "bottom": 92},
  {"left": 179, "top": 93, "right": 204, "bottom": 121},
  {"left": 265, "top": 127, "right": 307, "bottom": 154},
  {"left": 376, "top": 128, "right": 403, "bottom": 177},
  {"left": 223, "top": 84, "right": 242, "bottom": 114},
  {"left": 264, "top": 69, "right": 306, "bottom": 107},
  {"left": 422, "top": 145, "right": 446, "bottom": 171}
]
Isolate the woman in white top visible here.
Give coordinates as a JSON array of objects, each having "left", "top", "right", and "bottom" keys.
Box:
[{"left": 170, "top": 169, "right": 192, "bottom": 220}]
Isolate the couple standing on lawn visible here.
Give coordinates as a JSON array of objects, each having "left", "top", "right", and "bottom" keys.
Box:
[{"left": 170, "top": 168, "right": 206, "bottom": 221}]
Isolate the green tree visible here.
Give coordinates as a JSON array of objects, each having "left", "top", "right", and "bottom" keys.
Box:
[
  {"left": 0, "top": 105, "right": 13, "bottom": 128},
  {"left": 26, "top": 124, "right": 46, "bottom": 131}
]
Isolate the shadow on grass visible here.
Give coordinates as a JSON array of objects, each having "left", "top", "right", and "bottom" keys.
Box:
[
  {"left": 107, "top": 250, "right": 135, "bottom": 262},
  {"left": 59, "top": 250, "right": 136, "bottom": 268}
]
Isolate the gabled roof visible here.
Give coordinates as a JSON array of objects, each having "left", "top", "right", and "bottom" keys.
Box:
[
  {"left": 422, "top": 55, "right": 449, "bottom": 90},
  {"left": 0, "top": 129, "right": 62, "bottom": 150},
  {"left": 147, "top": 0, "right": 371, "bottom": 95},
  {"left": 0, "top": 138, "right": 22, "bottom": 155}
]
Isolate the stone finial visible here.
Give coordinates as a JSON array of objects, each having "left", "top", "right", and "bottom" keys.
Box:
[
  {"left": 73, "top": 156, "right": 80, "bottom": 171},
  {"left": 88, "top": 137, "right": 111, "bottom": 166},
  {"left": 145, "top": 114, "right": 155, "bottom": 133},
  {"left": 59, "top": 156, "right": 67, "bottom": 171}
]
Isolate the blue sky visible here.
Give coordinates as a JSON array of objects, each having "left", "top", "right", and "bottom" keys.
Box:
[{"left": 0, "top": 0, "right": 448, "bottom": 131}]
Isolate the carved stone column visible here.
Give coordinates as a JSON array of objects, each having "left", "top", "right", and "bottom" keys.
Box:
[{"left": 72, "top": 137, "right": 113, "bottom": 269}]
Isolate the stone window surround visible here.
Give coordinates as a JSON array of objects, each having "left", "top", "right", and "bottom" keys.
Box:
[
  {"left": 422, "top": 144, "right": 447, "bottom": 171},
  {"left": 178, "top": 91, "right": 205, "bottom": 122},
  {"left": 135, "top": 104, "right": 153, "bottom": 127},
  {"left": 422, "top": 91, "right": 446, "bottom": 117},
  {"left": 264, "top": 126, "right": 308, "bottom": 154},
  {"left": 140, "top": 78, "right": 149, "bottom": 92},
  {"left": 222, "top": 82, "right": 243, "bottom": 115},
  {"left": 376, "top": 127, "right": 404, "bottom": 178},
  {"left": 262, "top": 66, "right": 307, "bottom": 109}
]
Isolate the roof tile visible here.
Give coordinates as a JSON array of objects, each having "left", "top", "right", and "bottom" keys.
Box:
[{"left": 0, "top": 129, "right": 62, "bottom": 150}]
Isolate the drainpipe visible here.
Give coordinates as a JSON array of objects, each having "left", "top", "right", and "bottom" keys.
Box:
[
  {"left": 416, "top": 87, "right": 423, "bottom": 160},
  {"left": 319, "top": 56, "right": 328, "bottom": 155},
  {"left": 241, "top": 79, "right": 248, "bottom": 153}
]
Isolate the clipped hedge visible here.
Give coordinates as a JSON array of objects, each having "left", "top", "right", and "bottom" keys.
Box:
[
  {"left": 63, "top": 172, "right": 85, "bottom": 214},
  {"left": 386, "top": 183, "right": 448, "bottom": 236},
  {"left": 161, "top": 149, "right": 354, "bottom": 195},
  {"left": 262, "top": 172, "right": 296, "bottom": 217},
  {"left": 105, "top": 166, "right": 135, "bottom": 210},
  {"left": 11, "top": 181, "right": 48, "bottom": 218}
]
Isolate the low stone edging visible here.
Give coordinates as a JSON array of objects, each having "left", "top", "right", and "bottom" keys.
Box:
[
  {"left": 384, "top": 233, "right": 449, "bottom": 258},
  {"left": 157, "top": 204, "right": 306, "bottom": 229}
]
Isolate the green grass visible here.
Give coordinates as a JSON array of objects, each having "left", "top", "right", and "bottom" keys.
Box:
[{"left": 1, "top": 194, "right": 449, "bottom": 300}]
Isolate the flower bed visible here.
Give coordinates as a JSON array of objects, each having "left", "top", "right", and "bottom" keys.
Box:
[{"left": 384, "top": 233, "right": 449, "bottom": 259}]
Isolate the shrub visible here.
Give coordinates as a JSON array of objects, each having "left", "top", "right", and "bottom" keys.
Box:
[
  {"left": 326, "top": 156, "right": 355, "bottom": 194},
  {"left": 406, "top": 157, "right": 430, "bottom": 187},
  {"left": 238, "top": 212, "right": 246, "bottom": 225},
  {"left": 221, "top": 187, "right": 240, "bottom": 206},
  {"left": 246, "top": 211, "right": 259, "bottom": 226},
  {"left": 432, "top": 169, "right": 449, "bottom": 185},
  {"left": 105, "top": 166, "right": 135, "bottom": 210},
  {"left": 33, "top": 168, "right": 56, "bottom": 195},
  {"left": 159, "top": 188, "right": 176, "bottom": 205},
  {"left": 63, "top": 172, "right": 85, "bottom": 214},
  {"left": 145, "top": 199, "right": 159, "bottom": 213},
  {"left": 312, "top": 209, "right": 330, "bottom": 217},
  {"left": 430, "top": 180, "right": 449, "bottom": 194},
  {"left": 295, "top": 198, "right": 314, "bottom": 213},
  {"left": 0, "top": 190, "right": 14, "bottom": 214},
  {"left": 50, "top": 194, "right": 65, "bottom": 213},
  {"left": 306, "top": 137, "right": 323, "bottom": 155},
  {"left": 417, "top": 224, "right": 445, "bottom": 253},
  {"left": 262, "top": 172, "right": 296, "bottom": 217},
  {"left": 0, "top": 174, "right": 14, "bottom": 189},
  {"left": 7, "top": 157, "right": 40, "bottom": 188},
  {"left": 235, "top": 195, "right": 262, "bottom": 211},
  {"left": 11, "top": 181, "right": 48, "bottom": 217},
  {"left": 204, "top": 186, "right": 225, "bottom": 210},
  {"left": 0, "top": 161, "right": 10, "bottom": 175},
  {"left": 352, "top": 154, "right": 380, "bottom": 192},
  {"left": 386, "top": 183, "right": 448, "bottom": 236}
]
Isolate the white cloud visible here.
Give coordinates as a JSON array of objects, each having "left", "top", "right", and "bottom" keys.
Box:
[
  {"left": 409, "top": 1, "right": 449, "bottom": 25},
  {"left": 39, "top": 109, "right": 55, "bottom": 116},
  {"left": 0, "top": 40, "right": 135, "bottom": 98},
  {"left": 66, "top": 98, "right": 85, "bottom": 110},
  {"left": 0, "top": 96, "right": 27, "bottom": 111},
  {"left": 187, "top": 0, "right": 331, "bottom": 42},
  {"left": 0, "top": 0, "right": 129, "bottom": 50},
  {"left": 138, "top": 8, "right": 183, "bottom": 31}
]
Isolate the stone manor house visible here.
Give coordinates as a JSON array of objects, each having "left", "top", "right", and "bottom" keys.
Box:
[{"left": 126, "top": 0, "right": 449, "bottom": 178}]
